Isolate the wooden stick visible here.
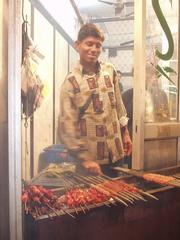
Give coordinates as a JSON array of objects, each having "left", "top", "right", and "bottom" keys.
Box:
[
  {"left": 139, "top": 190, "right": 158, "bottom": 200},
  {"left": 61, "top": 209, "right": 76, "bottom": 218},
  {"left": 74, "top": 174, "right": 128, "bottom": 206}
]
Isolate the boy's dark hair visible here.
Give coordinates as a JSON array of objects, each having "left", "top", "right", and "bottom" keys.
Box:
[{"left": 77, "top": 23, "right": 104, "bottom": 42}]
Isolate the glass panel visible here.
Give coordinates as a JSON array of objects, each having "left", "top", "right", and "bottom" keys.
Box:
[
  {"left": 144, "top": 138, "right": 177, "bottom": 170},
  {"left": 99, "top": 21, "right": 134, "bottom": 92},
  {"left": 145, "top": 0, "right": 179, "bottom": 123}
]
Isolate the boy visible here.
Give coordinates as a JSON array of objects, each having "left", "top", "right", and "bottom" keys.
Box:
[{"left": 59, "top": 23, "right": 132, "bottom": 175}]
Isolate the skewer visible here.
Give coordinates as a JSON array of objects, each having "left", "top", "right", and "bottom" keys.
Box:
[
  {"left": 74, "top": 174, "right": 128, "bottom": 206},
  {"left": 86, "top": 176, "right": 106, "bottom": 186},
  {"left": 76, "top": 173, "right": 154, "bottom": 205},
  {"left": 172, "top": 175, "right": 180, "bottom": 180},
  {"left": 96, "top": 182, "right": 129, "bottom": 206},
  {"left": 74, "top": 207, "right": 79, "bottom": 215},
  {"left": 117, "top": 192, "right": 134, "bottom": 203},
  {"left": 46, "top": 212, "right": 53, "bottom": 220},
  {"left": 46, "top": 203, "right": 60, "bottom": 217},
  {"left": 124, "top": 190, "right": 147, "bottom": 202},
  {"left": 123, "top": 190, "right": 139, "bottom": 201},
  {"left": 96, "top": 176, "right": 137, "bottom": 200},
  {"left": 35, "top": 206, "right": 40, "bottom": 218},
  {"left": 64, "top": 174, "right": 78, "bottom": 184},
  {"left": 80, "top": 205, "right": 86, "bottom": 214},
  {"left": 72, "top": 205, "right": 79, "bottom": 215},
  {"left": 77, "top": 174, "right": 131, "bottom": 205},
  {"left": 138, "top": 190, "right": 158, "bottom": 200},
  {"left": 111, "top": 167, "right": 143, "bottom": 177},
  {"left": 64, "top": 174, "right": 112, "bottom": 210},
  {"left": 61, "top": 208, "right": 76, "bottom": 218},
  {"left": 51, "top": 187, "right": 67, "bottom": 193},
  {"left": 112, "top": 167, "right": 180, "bottom": 190},
  {"left": 63, "top": 177, "right": 75, "bottom": 190},
  {"left": 101, "top": 185, "right": 133, "bottom": 204},
  {"left": 169, "top": 180, "right": 180, "bottom": 187},
  {"left": 87, "top": 176, "right": 135, "bottom": 203},
  {"left": 65, "top": 172, "right": 82, "bottom": 185},
  {"left": 60, "top": 176, "right": 86, "bottom": 214},
  {"left": 95, "top": 175, "right": 108, "bottom": 181},
  {"left": 99, "top": 174, "right": 157, "bottom": 202},
  {"left": 120, "top": 190, "right": 141, "bottom": 201},
  {"left": 103, "top": 202, "right": 112, "bottom": 207},
  {"left": 24, "top": 203, "right": 28, "bottom": 214},
  {"left": 91, "top": 176, "right": 139, "bottom": 201},
  {"left": 59, "top": 178, "right": 81, "bottom": 214},
  {"left": 65, "top": 177, "right": 91, "bottom": 211}
]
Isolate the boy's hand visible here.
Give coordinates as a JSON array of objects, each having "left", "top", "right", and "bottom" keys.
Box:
[
  {"left": 121, "top": 126, "right": 132, "bottom": 156},
  {"left": 81, "top": 160, "right": 102, "bottom": 175}
]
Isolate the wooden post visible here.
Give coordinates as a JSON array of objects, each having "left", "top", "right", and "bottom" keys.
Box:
[
  {"left": 132, "top": 0, "right": 146, "bottom": 170},
  {"left": 8, "top": 0, "right": 22, "bottom": 239}
]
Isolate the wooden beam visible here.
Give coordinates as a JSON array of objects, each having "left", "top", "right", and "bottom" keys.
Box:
[
  {"left": 69, "top": 0, "right": 84, "bottom": 26},
  {"left": 8, "top": 0, "right": 22, "bottom": 239},
  {"left": 132, "top": 0, "right": 146, "bottom": 170},
  {"left": 90, "top": 16, "right": 134, "bottom": 23}
]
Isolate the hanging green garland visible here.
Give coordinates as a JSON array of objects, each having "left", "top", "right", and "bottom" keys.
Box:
[{"left": 152, "top": 0, "right": 174, "bottom": 61}]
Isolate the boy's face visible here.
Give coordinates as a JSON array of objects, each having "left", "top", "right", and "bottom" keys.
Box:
[{"left": 75, "top": 36, "right": 103, "bottom": 65}]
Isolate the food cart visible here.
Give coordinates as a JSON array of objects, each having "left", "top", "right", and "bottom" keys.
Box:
[{"left": 24, "top": 164, "right": 180, "bottom": 240}]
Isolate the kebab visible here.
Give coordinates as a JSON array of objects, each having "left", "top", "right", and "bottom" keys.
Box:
[
  {"left": 113, "top": 166, "right": 180, "bottom": 188},
  {"left": 22, "top": 184, "right": 75, "bottom": 219},
  {"left": 88, "top": 176, "right": 145, "bottom": 203},
  {"left": 67, "top": 173, "right": 118, "bottom": 206},
  {"left": 83, "top": 174, "right": 158, "bottom": 201},
  {"left": 55, "top": 186, "right": 111, "bottom": 210},
  {"left": 142, "top": 173, "right": 175, "bottom": 185},
  {"left": 73, "top": 173, "right": 129, "bottom": 206}
]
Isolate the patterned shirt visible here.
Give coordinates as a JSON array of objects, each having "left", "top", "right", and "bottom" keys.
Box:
[{"left": 59, "top": 61, "right": 128, "bottom": 165}]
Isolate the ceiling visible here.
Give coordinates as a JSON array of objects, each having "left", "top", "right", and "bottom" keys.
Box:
[
  {"left": 74, "top": 0, "right": 134, "bottom": 18},
  {"left": 74, "top": 0, "right": 134, "bottom": 49}
]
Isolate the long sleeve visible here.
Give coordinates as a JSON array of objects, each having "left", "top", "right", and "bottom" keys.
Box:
[{"left": 58, "top": 78, "right": 93, "bottom": 161}]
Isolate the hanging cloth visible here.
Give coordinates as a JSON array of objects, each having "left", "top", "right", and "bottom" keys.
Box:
[{"left": 21, "top": 22, "right": 47, "bottom": 118}]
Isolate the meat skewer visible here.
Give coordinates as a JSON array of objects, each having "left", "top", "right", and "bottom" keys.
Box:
[
  {"left": 68, "top": 175, "right": 114, "bottom": 208},
  {"left": 96, "top": 182, "right": 134, "bottom": 204},
  {"left": 75, "top": 174, "right": 131, "bottom": 206},
  {"left": 57, "top": 177, "right": 81, "bottom": 214},
  {"left": 112, "top": 166, "right": 180, "bottom": 188},
  {"left": 65, "top": 173, "right": 134, "bottom": 205},
  {"left": 79, "top": 173, "right": 158, "bottom": 202},
  {"left": 23, "top": 168, "right": 160, "bottom": 219},
  {"left": 98, "top": 176, "right": 146, "bottom": 202},
  {"left": 73, "top": 174, "right": 128, "bottom": 206},
  {"left": 86, "top": 176, "right": 135, "bottom": 203},
  {"left": 87, "top": 175, "right": 142, "bottom": 202},
  {"left": 22, "top": 185, "right": 77, "bottom": 219},
  {"left": 142, "top": 173, "right": 175, "bottom": 185},
  {"left": 64, "top": 177, "right": 90, "bottom": 212},
  {"left": 89, "top": 176, "right": 139, "bottom": 201}
]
